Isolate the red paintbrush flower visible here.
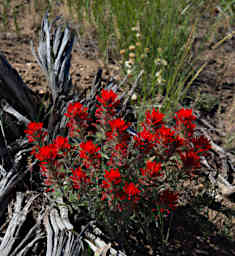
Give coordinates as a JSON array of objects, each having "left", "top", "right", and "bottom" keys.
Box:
[{"left": 96, "top": 89, "right": 120, "bottom": 108}]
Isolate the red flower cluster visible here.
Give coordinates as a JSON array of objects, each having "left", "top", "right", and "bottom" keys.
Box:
[
  {"left": 107, "top": 118, "right": 129, "bottom": 140},
  {"left": 145, "top": 108, "right": 164, "bottom": 130},
  {"left": 96, "top": 89, "right": 120, "bottom": 109},
  {"left": 70, "top": 166, "right": 90, "bottom": 189},
  {"left": 25, "top": 88, "right": 211, "bottom": 224},
  {"left": 34, "top": 135, "right": 71, "bottom": 162},
  {"left": 104, "top": 168, "right": 122, "bottom": 185},
  {"left": 102, "top": 169, "right": 140, "bottom": 205},
  {"left": 65, "top": 102, "right": 89, "bottom": 120},
  {"left": 123, "top": 182, "right": 141, "bottom": 201},
  {"left": 141, "top": 161, "right": 162, "bottom": 178},
  {"left": 79, "top": 140, "right": 101, "bottom": 168},
  {"left": 101, "top": 168, "right": 121, "bottom": 201},
  {"left": 35, "top": 144, "right": 58, "bottom": 162},
  {"left": 24, "top": 122, "right": 46, "bottom": 143},
  {"left": 64, "top": 102, "right": 89, "bottom": 136},
  {"left": 24, "top": 132, "right": 72, "bottom": 188},
  {"left": 95, "top": 89, "right": 121, "bottom": 126},
  {"left": 174, "top": 108, "right": 196, "bottom": 137}
]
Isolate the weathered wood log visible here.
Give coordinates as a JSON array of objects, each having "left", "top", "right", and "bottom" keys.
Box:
[
  {"left": 0, "top": 192, "right": 43, "bottom": 256},
  {"left": 0, "top": 53, "right": 38, "bottom": 121},
  {"left": 0, "top": 141, "right": 32, "bottom": 219},
  {"left": 83, "top": 223, "right": 127, "bottom": 256},
  {"left": 31, "top": 12, "right": 74, "bottom": 104},
  {"left": 0, "top": 52, "right": 40, "bottom": 160},
  {"left": 44, "top": 206, "right": 83, "bottom": 256},
  {"left": 193, "top": 110, "right": 235, "bottom": 199}
]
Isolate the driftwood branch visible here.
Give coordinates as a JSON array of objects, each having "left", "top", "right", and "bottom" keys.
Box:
[
  {"left": 0, "top": 99, "right": 31, "bottom": 126},
  {"left": 0, "top": 145, "right": 33, "bottom": 219},
  {"left": 31, "top": 12, "right": 74, "bottom": 104},
  {"left": 43, "top": 203, "right": 83, "bottom": 256},
  {"left": 0, "top": 52, "right": 37, "bottom": 121},
  {"left": 84, "top": 226, "right": 127, "bottom": 256},
  {"left": 0, "top": 192, "right": 43, "bottom": 256},
  {"left": 194, "top": 111, "right": 235, "bottom": 199}
]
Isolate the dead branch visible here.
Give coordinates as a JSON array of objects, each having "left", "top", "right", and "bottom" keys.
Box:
[
  {"left": 0, "top": 52, "right": 37, "bottom": 121},
  {"left": 43, "top": 206, "right": 83, "bottom": 256},
  {"left": 0, "top": 192, "right": 43, "bottom": 256}
]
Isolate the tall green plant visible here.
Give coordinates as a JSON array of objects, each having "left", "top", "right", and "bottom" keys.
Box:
[{"left": 68, "top": 0, "right": 205, "bottom": 116}]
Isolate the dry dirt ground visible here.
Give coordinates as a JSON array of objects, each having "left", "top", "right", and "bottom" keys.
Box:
[{"left": 0, "top": 1, "right": 235, "bottom": 255}]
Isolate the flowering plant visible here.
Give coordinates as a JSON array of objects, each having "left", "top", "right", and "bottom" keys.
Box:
[{"left": 24, "top": 88, "right": 211, "bottom": 246}]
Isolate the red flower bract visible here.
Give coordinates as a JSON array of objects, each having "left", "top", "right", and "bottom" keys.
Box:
[
  {"left": 123, "top": 182, "right": 141, "bottom": 201},
  {"left": 35, "top": 144, "right": 58, "bottom": 161},
  {"left": 134, "top": 127, "right": 156, "bottom": 151},
  {"left": 141, "top": 161, "right": 162, "bottom": 178},
  {"left": 54, "top": 136, "right": 71, "bottom": 151},
  {"left": 96, "top": 89, "right": 119, "bottom": 108},
  {"left": 80, "top": 140, "right": 100, "bottom": 155},
  {"left": 174, "top": 108, "right": 196, "bottom": 137},
  {"left": 158, "top": 125, "right": 175, "bottom": 144},
  {"left": 25, "top": 122, "right": 43, "bottom": 134},
  {"left": 175, "top": 108, "right": 196, "bottom": 122},
  {"left": 70, "top": 166, "right": 90, "bottom": 189},
  {"left": 79, "top": 140, "right": 101, "bottom": 168},
  {"left": 109, "top": 118, "right": 128, "bottom": 133},
  {"left": 104, "top": 168, "right": 122, "bottom": 185},
  {"left": 64, "top": 102, "right": 89, "bottom": 120},
  {"left": 65, "top": 102, "right": 89, "bottom": 136},
  {"left": 191, "top": 135, "right": 211, "bottom": 154},
  {"left": 145, "top": 108, "right": 164, "bottom": 129},
  {"left": 24, "top": 122, "right": 44, "bottom": 142}
]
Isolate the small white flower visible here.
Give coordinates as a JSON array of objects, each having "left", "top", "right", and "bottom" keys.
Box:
[
  {"left": 131, "top": 26, "right": 138, "bottom": 31},
  {"left": 155, "top": 70, "right": 162, "bottom": 77},
  {"left": 131, "top": 93, "right": 137, "bottom": 101},
  {"left": 124, "top": 61, "right": 132, "bottom": 69},
  {"left": 127, "top": 69, "right": 132, "bottom": 75}
]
